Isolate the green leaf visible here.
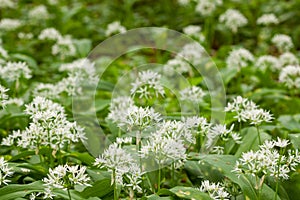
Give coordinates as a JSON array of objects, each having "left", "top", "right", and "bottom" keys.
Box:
[
  {"left": 66, "top": 152, "right": 95, "bottom": 165},
  {"left": 81, "top": 178, "right": 113, "bottom": 198},
  {"left": 278, "top": 115, "right": 300, "bottom": 132},
  {"left": 73, "top": 39, "right": 92, "bottom": 57},
  {"left": 289, "top": 134, "right": 300, "bottom": 149},
  {"left": 95, "top": 99, "right": 110, "bottom": 112},
  {"left": 0, "top": 181, "right": 44, "bottom": 199},
  {"left": 169, "top": 186, "right": 212, "bottom": 200},
  {"left": 146, "top": 194, "right": 174, "bottom": 200}
]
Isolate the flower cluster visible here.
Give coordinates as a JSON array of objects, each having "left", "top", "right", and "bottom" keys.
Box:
[
  {"left": 179, "top": 86, "right": 205, "bottom": 103},
  {"left": 0, "top": 157, "right": 14, "bottom": 186},
  {"left": 279, "top": 65, "right": 300, "bottom": 89},
  {"left": 225, "top": 96, "right": 273, "bottom": 125},
  {"left": 271, "top": 34, "right": 294, "bottom": 52},
  {"left": 105, "top": 21, "right": 126, "bottom": 36},
  {"left": 233, "top": 138, "right": 300, "bottom": 180},
  {"left": 131, "top": 70, "right": 165, "bottom": 99},
  {"left": 255, "top": 55, "right": 280, "bottom": 71},
  {"left": 195, "top": 0, "right": 222, "bottom": 16},
  {"left": 1, "top": 97, "right": 86, "bottom": 150},
  {"left": 198, "top": 180, "right": 231, "bottom": 200},
  {"left": 0, "top": 61, "right": 31, "bottom": 82},
  {"left": 226, "top": 48, "right": 254, "bottom": 70},
  {"left": 219, "top": 9, "right": 248, "bottom": 33},
  {"left": 163, "top": 57, "right": 191, "bottom": 76},
  {"left": 0, "top": 18, "right": 22, "bottom": 31},
  {"left": 256, "top": 13, "right": 279, "bottom": 26}
]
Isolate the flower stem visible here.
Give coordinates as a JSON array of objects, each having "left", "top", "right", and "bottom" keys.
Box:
[
  {"left": 157, "top": 164, "right": 161, "bottom": 192},
  {"left": 67, "top": 189, "right": 72, "bottom": 200},
  {"left": 113, "top": 169, "right": 118, "bottom": 200},
  {"left": 256, "top": 126, "right": 262, "bottom": 145}
]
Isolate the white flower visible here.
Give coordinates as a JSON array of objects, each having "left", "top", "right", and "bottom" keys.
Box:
[
  {"left": 195, "top": 0, "right": 222, "bottom": 16},
  {"left": 131, "top": 70, "right": 165, "bottom": 99},
  {"left": 241, "top": 108, "right": 273, "bottom": 125},
  {"left": 2, "top": 98, "right": 24, "bottom": 107},
  {"left": 0, "top": 157, "right": 13, "bottom": 185},
  {"left": 205, "top": 124, "right": 234, "bottom": 150},
  {"left": 279, "top": 52, "right": 299, "bottom": 67},
  {"left": 0, "top": 85, "right": 9, "bottom": 107},
  {"left": 177, "top": 0, "right": 190, "bottom": 5},
  {"left": 0, "top": 18, "right": 22, "bottom": 31},
  {"left": 272, "top": 34, "right": 294, "bottom": 52},
  {"left": 105, "top": 21, "right": 126, "bottom": 36},
  {"left": 43, "top": 164, "right": 91, "bottom": 191},
  {"left": 179, "top": 86, "right": 205, "bottom": 103},
  {"left": 178, "top": 42, "right": 205, "bottom": 65},
  {"left": 219, "top": 9, "right": 248, "bottom": 33},
  {"left": 274, "top": 137, "right": 289, "bottom": 148},
  {"left": 38, "top": 28, "right": 62, "bottom": 41},
  {"left": 255, "top": 55, "right": 280, "bottom": 71},
  {"left": 231, "top": 132, "right": 242, "bottom": 144},
  {"left": 183, "top": 25, "right": 201, "bottom": 35},
  {"left": 107, "top": 96, "right": 135, "bottom": 123},
  {"left": 29, "top": 5, "right": 49, "bottom": 20},
  {"left": 0, "top": 0, "right": 16, "bottom": 8},
  {"left": 163, "top": 58, "right": 191, "bottom": 76},
  {"left": 0, "top": 61, "right": 31, "bottom": 82},
  {"left": 226, "top": 48, "right": 254, "bottom": 70},
  {"left": 94, "top": 143, "right": 134, "bottom": 185},
  {"left": 116, "top": 137, "right": 132, "bottom": 145},
  {"left": 33, "top": 83, "right": 61, "bottom": 99},
  {"left": 279, "top": 65, "right": 300, "bottom": 89},
  {"left": 117, "top": 106, "right": 161, "bottom": 131},
  {"left": 199, "top": 180, "right": 231, "bottom": 200},
  {"left": 52, "top": 36, "right": 76, "bottom": 58},
  {"left": 140, "top": 130, "right": 187, "bottom": 168},
  {"left": 257, "top": 14, "right": 279, "bottom": 25},
  {"left": 212, "top": 146, "right": 224, "bottom": 155}
]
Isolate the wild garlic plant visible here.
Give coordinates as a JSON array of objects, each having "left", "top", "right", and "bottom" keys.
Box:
[{"left": 233, "top": 138, "right": 300, "bottom": 200}]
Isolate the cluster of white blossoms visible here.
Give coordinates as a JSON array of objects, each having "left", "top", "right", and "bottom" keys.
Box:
[
  {"left": 0, "top": 157, "right": 14, "bottom": 186},
  {"left": 131, "top": 70, "right": 165, "bottom": 99},
  {"left": 178, "top": 42, "right": 205, "bottom": 65},
  {"left": 18, "top": 32, "right": 34, "bottom": 40},
  {"left": 195, "top": 0, "right": 222, "bottom": 16},
  {"left": 226, "top": 48, "right": 254, "bottom": 70},
  {"left": 198, "top": 180, "right": 231, "bottom": 200},
  {"left": 255, "top": 55, "right": 280, "bottom": 72},
  {"left": 183, "top": 25, "right": 205, "bottom": 43},
  {"left": 0, "top": 0, "right": 16, "bottom": 8},
  {"left": 94, "top": 143, "right": 143, "bottom": 192},
  {"left": 0, "top": 46, "right": 9, "bottom": 61},
  {"left": 279, "top": 52, "right": 299, "bottom": 67},
  {"left": 271, "top": 34, "right": 294, "bottom": 52},
  {"left": 34, "top": 58, "right": 98, "bottom": 97},
  {"left": 42, "top": 164, "right": 90, "bottom": 198},
  {"left": 256, "top": 13, "right": 279, "bottom": 26},
  {"left": 38, "top": 28, "right": 62, "bottom": 41},
  {"left": 52, "top": 35, "right": 76, "bottom": 58},
  {"left": 205, "top": 124, "right": 241, "bottom": 154},
  {"left": 0, "top": 85, "right": 9, "bottom": 107},
  {"left": 233, "top": 138, "right": 300, "bottom": 180},
  {"left": 279, "top": 65, "right": 300, "bottom": 89},
  {"left": 28, "top": 5, "right": 50, "bottom": 20},
  {"left": 179, "top": 86, "right": 205, "bottom": 103},
  {"left": 1, "top": 96, "right": 86, "bottom": 150},
  {"left": 140, "top": 121, "right": 187, "bottom": 168},
  {"left": 105, "top": 21, "right": 127, "bottom": 36},
  {"left": 225, "top": 96, "right": 273, "bottom": 125},
  {"left": 219, "top": 9, "right": 248, "bottom": 33},
  {"left": 0, "top": 61, "right": 32, "bottom": 82},
  {"left": 0, "top": 18, "right": 22, "bottom": 31},
  {"left": 163, "top": 57, "right": 191, "bottom": 76}
]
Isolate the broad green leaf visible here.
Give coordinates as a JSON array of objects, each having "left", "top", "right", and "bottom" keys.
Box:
[
  {"left": 0, "top": 181, "right": 44, "bottom": 199},
  {"left": 146, "top": 194, "right": 174, "bottom": 200},
  {"left": 81, "top": 178, "right": 113, "bottom": 198},
  {"left": 278, "top": 115, "right": 300, "bottom": 132}
]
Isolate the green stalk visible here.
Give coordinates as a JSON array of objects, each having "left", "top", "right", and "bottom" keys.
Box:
[
  {"left": 256, "top": 126, "right": 261, "bottom": 145},
  {"left": 67, "top": 189, "right": 72, "bottom": 200},
  {"left": 113, "top": 169, "right": 118, "bottom": 200},
  {"left": 157, "top": 165, "right": 161, "bottom": 192}
]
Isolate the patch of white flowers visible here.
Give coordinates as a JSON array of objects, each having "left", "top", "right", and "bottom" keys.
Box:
[
  {"left": 199, "top": 180, "right": 231, "bottom": 200},
  {"left": 105, "top": 21, "right": 126, "bottom": 36},
  {"left": 226, "top": 48, "right": 254, "bottom": 70},
  {"left": 0, "top": 0, "right": 16, "bottom": 8},
  {"left": 183, "top": 25, "right": 205, "bottom": 42},
  {"left": 279, "top": 65, "right": 300, "bottom": 89},
  {"left": 179, "top": 86, "right": 205, "bottom": 103},
  {"left": 0, "top": 157, "right": 14, "bottom": 186},
  {"left": 256, "top": 13, "right": 279, "bottom": 26},
  {"left": 271, "top": 34, "right": 294, "bottom": 52},
  {"left": 195, "top": 0, "right": 222, "bottom": 16},
  {"left": 38, "top": 28, "right": 62, "bottom": 41},
  {"left": 219, "top": 9, "right": 248, "bottom": 33},
  {"left": 131, "top": 70, "right": 165, "bottom": 99},
  {"left": 0, "top": 18, "right": 22, "bottom": 31},
  {"left": 225, "top": 96, "right": 273, "bottom": 125},
  {"left": 163, "top": 58, "right": 191, "bottom": 76},
  {"left": 0, "top": 61, "right": 32, "bottom": 82},
  {"left": 233, "top": 138, "right": 300, "bottom": 180},
  {"left": 28, "top": 5, "right": 49, "bottom": 20},
  {"left": 1, "top": 97, "right": 86, "bottom": 151},
  {"left": 255, "top": 55, "right": 280, "bottom": 71}
]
